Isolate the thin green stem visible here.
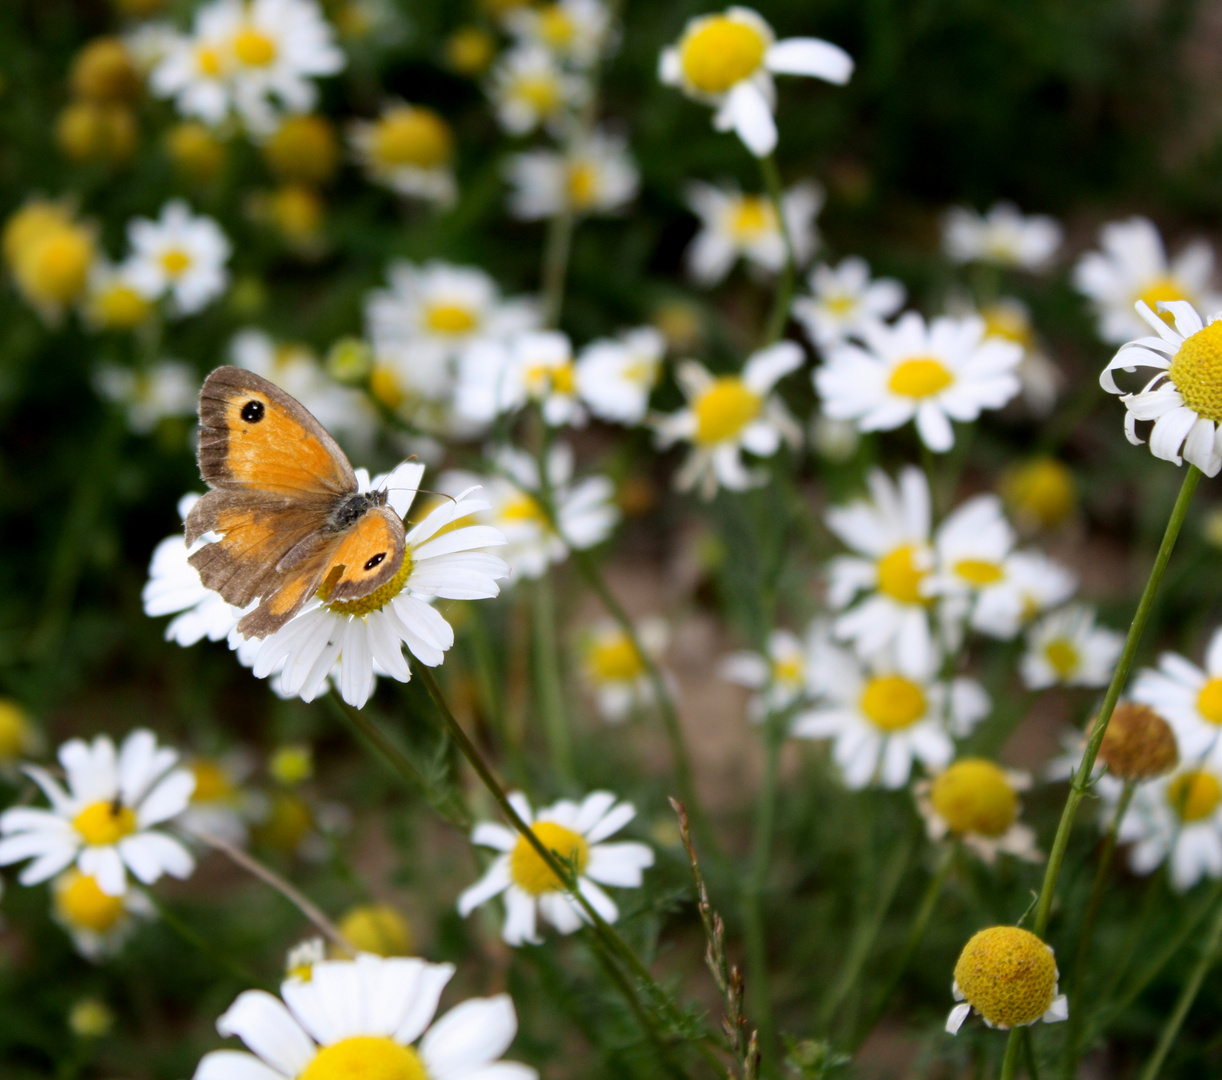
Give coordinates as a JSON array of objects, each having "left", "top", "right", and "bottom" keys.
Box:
[
  {"left": 1001, "top": 1030, "right": 1024, "bottom": 1080},
  {"left": 1060, "top": 780, "right": 1135, "bottom": 1080},
  {"left": 141, "top": 891, "right": 259, "bottom": 985},
  {"left": 540, "top": 204, "right": 576, "bottom": 329},
  {"left": 759, "top": 154, "right": 797, "bottom": 345},
  {"left": 532, "top": 574, "right": 574, "bottom": 783},
  {"left": 1021, "top": 1027, "right": 1041, "bottom": 1080}
]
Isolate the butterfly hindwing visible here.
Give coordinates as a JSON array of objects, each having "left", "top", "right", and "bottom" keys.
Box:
[{"left": 317, "top": 505, "right": 407, "bottom": 603}]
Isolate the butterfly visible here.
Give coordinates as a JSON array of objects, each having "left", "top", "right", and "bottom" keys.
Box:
[{"left": 185, "top": 365, "right": 406, "bottom": 639}]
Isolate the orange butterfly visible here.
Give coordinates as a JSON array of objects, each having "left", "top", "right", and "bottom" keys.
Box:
[{"left": 185, "top": 365, "right": 405, "bottom": 639}]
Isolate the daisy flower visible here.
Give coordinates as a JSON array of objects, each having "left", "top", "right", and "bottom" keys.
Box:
[
  {"left": 968, "top": 549, "right": 1078, "bottom": 640},
  {"left": 1100, "top": 299, "right": 1222, "bottom": 477},
  {"left": 719, "top": 625, "right": 818, "bottom": 722},
  {"left": 147, "top": 6, "right": 233, "bottom": 126},
  {"left": 487, "top": 45, "right": 588, "bottom": 136},
  {"left": 684, "top": 179, "right": 821, "bottom": 287},
  {"left": 652, "top": 342, "right": 803, "bottom": 499},
  {"left": 193, "top": 953, "right": 537, "bottom": 1080},
  {"left": 792, "top": 641, "right": 989, "bottom": 789},
  {"left": 1131, "top": 626, "right": 1222, "bottom": 762},
  {"left": 504, "top": 128, "right": 638, "bottom": 220},
  {"left": 941, "top": 202, "right": 1062, "bottom": 271},
  {"left": 823, "top": 466, "right": 941, "bottom": 674},
  {"left": 1074, "top": 216, "right": 1222, "bottom": 344},
  {"left": 579, "top": 618, "right": 669, "bottom": 722},
  {"left": 52, "top": 867, "right": 155, "bottom": 961},
  {"left": 575, "top": 326, "right": 665, "bottom": 426},
  {"left": 179, "top": 752, "right": 258, "bottom": 847},
  {"left": 506, "top": 0, "right": 612, "bottom": 68},
  {"left": 365, "top": 260, "right": 539, "bottom": 403},
  {"left": 349, "top": 101, "right": 456, "bottom": 206},
  {"left": 458, "top": 791, "right": 654, "bottom": 945},
  {"left": 658, "top": 6, "right": 853, "bottom": 157},
  {"left": 83, "top": 258, "right": 153, "bottom": 330},
  {"left": 791, "top": 256, "right": 905, "bottom": 349},
  {"left": 1115, "top": 766, "right": 1222, "bottom": 891},
  {"left": 1020, "top": 603, "right": 1123, "bottom": 690},
  {"left": 946, "top": 927, "right": 1067, "bottom": 1033},
  {"left": 124, "top": 200, "right": 231, "bottom": 315},
  {"left": 980, "top": 298, "right": 1061, "bottom": 417},
  {"left": 239, "top": 462, "right": 510, "bottom": 709},
  {"left": 914, "top": 759, "right": 1040, "bottom": 864},
  {"left": 0, "top": 729, "right": 195, "bottom": 896},
  {"left": 455, "top": 330, "right": 585, "bottom": 428},
  {"left": 815, "top": 310, "right": 1022, "bottom": 452},
  {"left": 92, "top": 359, "right": 199, "bottom": 435}
]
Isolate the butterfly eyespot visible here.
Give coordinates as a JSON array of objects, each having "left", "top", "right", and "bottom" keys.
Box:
[
  {"left": 364, "top": 552, "right": 387, "bottom": 571},
  {"left": 241, "top": 400, "right": 265, "bottom": 423}
]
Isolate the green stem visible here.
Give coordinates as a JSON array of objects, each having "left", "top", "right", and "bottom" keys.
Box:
[
  {"left": 532, "top": 574, "right": 574, "bottom": 783},
  {"left": 1021, "top": 1026, "right": 1041, "bottom": 1080},
  {"left": 540, "top": 203, "right": 576, "bottom": 329},
  {"left": 1000, "top": 464, "right": 1201, "bottom": 1080},
  {"left": 759, "top": 153, "right": 797, "bottom": 344},
  {"left": 141, "top": 891, "right": 259, "bottom": 985},
  {"left": 1060, "top": 780, "right": 1135, "bottom": 1080},
  {"left": 1136, "top": 894, "right": 1222, "bottom": 1080}
]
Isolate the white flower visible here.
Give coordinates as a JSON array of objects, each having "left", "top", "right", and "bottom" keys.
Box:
[
  {"left": 366, "top": 260, "right": 539, "bottom": 403},
  {"left": 684, "top": 180, "right": 821, "bottom": 287},
  {"left": 652, "top": 342, "right": 803, "bottom": 499},
  {"left": 967, "top": 549, "right": 1078, "bottom": 640},
  {"left": 52, "top": 867, "right": 155, "bottom": 961},
  {"left": 1074, "top": 216, "right": 1222, "bottom": 345},
  {"left": 0, "top": 729, "right": 195, "bottom": 896},
  {"left": 659, "top": 6, "right": 852, "bottom": 157},
  {"left": 178, "top": 752, "right": 258, "bottom": 847},
  {"left": 579, "top": 618, "right": 669, "bottom": 722},
  {"left": 1132, "top": 627, "right": 1222, "bottom": 763},
  {"left": 941, "top": 202, "right": 1062, "bottom": 271},
  {"left": 124, "top": 200, "right": 231, "bottom": 315},
  {"left": 92, "top": 359, "right": 198, "bottom": 435},
  {"left": 1114, "top": 766, "right": 1222, "bottom": 891},
  {"left": 83, "top": 259, "right": 153, "bottom": 331},
  {"left": 824, "top": 466, "right": 941, "bottom": 675},
  {"left": 1100, "top": 300, "right": 1222, "bottom": 477},
  {"left": 720, "top": 625, "right": 820, "bottom": 722},
  {"left": 575, "top": 326, "right": 665, "bottom": 425},
  {"left": 1020, "top": 603, "right": 1123, "bottom": 690},
  {"left": 238, "top": 463, "right": 510, "bottom": 709},
  {"left": 455, "top": 330, "right": 585, "bottom": 428},
  {"left": 349, "top": 101, "right": 456, "bottom": 206},
  {"left": 487, "top": 44, "right": 588, "bottom": 136},
  {"left": 193, "top": 953, "right": 537, "bottom": 1080},
  {"left": 506, "top": 0, "right": 612, "bottom": 69},
  {"left": 458, "top": 791, "right": 654, "bottom": 945},
  {"left": 815, "top": 311, "right": 1022, "bottom": 452},
  {"left": 504, "top": 128, "right": 638, "bottom": 220},
  {"left": 792, "top": 256, "right": 905, "bottom": 349},
  {"left": 979, "top": 299, "right": 1061, "bottom": 418},
  {"left": 441, "top": 444, "right": 619, "bottom": 582},
  {"left": 150, "top": 0, "right": 345, "bottom": 134},
  {"left": 793, "top": 642, "right": 989, "bottom": 789}
]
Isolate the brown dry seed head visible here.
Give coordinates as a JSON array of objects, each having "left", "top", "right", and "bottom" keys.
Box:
[
  {"left": 953, "top": 926, "right": 1058, "bottom": 1028},
  {"left": 1094, "top": 702, "right": 1179, "bottom": 780}
]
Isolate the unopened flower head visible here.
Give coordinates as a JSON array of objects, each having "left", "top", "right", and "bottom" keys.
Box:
[
  {"left": 792, "top": 256, "right": 905, "bottom": 349},
  {"left": 575, "top": 326, "right": 665, "bottom": 426},
  {"left": 1115, "top": 765, "right": 1222, "bottom": 891},
  {"left": 350, "top": 102, "right": 456, "bottom": 205},
  {"left": 1020, "top": 603, "right": 1123, "bottom": 691},
  {"left": 652, "top": 342, "right": 803, "bottom": 499},
  {"left": 1001, "top": 457, "right": 1076, "bottom": 531},
  {"left": 659, "top": 7, "right": 853, "bottom": 157},
  {"left": 262, "top": 113, "right": 340, "bottom": 185},
  {"left": 1093, "top": 702, "right": 1179, "bottom": 781},
  {"left": 458, "top": 790, "right": 654, "bottom": 945},
  {"left": 3, "top": 199, "right": 97, "bottom": 322},
  {"left": 946, "top": 927, "right": 1067, "bottom": 1033},
  {"left": 941, "top": 202, "right": 1062, "bottom": 271},
  {"left": 124, "top": 200, "right": 231, "bottom": 315},
  {"left": 579, "top": 618, "right": 668, "bottom": 722},
  {"left": 1074, "top": 216, "right": 1222, "bottom": 344},
  {"left": 815, "top": 310, "right": 1022, "bottom": 453},
  {"left": 0, "top": 729, "right": 195, "bottom": 896},
  {"left": 336, "top": 903, "right": 413, "bottom": 956},
  {"left": 504, "top": 128, "right": 638, "bottom": 221},
  {"left": 916, "top": 759, "right": 1040, "bottom": 864},
  {"left": 684, "top": 180, "right": 821, "bottom": 287},
  {"left": 1132, "top": 625, "right": 1222, "bottom": 764}
]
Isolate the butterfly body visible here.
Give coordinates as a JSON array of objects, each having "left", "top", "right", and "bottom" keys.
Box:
[{"left": 185, "top": 365, "right": 406, "bottom": 639}]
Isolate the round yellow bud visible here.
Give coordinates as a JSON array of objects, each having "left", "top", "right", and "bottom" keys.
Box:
[
  {"left": 953, "top": 926, "right": 1059, "bottom": 1029},
  {"left": 165, "top": 123, "right": 226, "bottom": 186},
  {"left": 14, "top": 222, "right": 96, "bottom": 307},
  {"left": 255, "top": 792, "right": 314, "bottom": 852},
  {"left": 336, "top": 904, "right": 413, "bottom": 956},
  {"left": 70, "top": 38, "right": 139, "bottom": 103},
  {"left": 652, "top": 300, "right": 703, "bottom": 353},
  {"left": 263, "top": 115, "right": 339, "bottom": 186},
  {"left": 265, "top": 184, "right": 325, "bottom": 244},
  {"left": 445, "top": 26, "right": 496, "bottom": 76},
  {"left": 0, "top": 699, "right": 33, "bottom": 761},
  {"left": 930, "top": 759, "right": 1018, "bottom": 838},
  {"left": 1001, "top": 458, "right": 1076, "bottom": 531},
  {"left": 370, "top": 106, "right": 453, "bottom": 171},
  {"left": 68, "top": 997, "right": 115, "bottom": 1038},
  {"left": 56, "top": 101, "right": 138, "bottom": 164},
  {"left": 326, "top": 337, "right": 374, "bottom": 384},
  {"left": 3, "top": 200, "right": 74, "bottom": 268},
  {"left": 1093, "top": 702, "right": 1178, "bottom": 781}
]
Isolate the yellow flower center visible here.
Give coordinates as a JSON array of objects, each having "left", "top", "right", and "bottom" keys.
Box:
[
  {"left": 773, "top": 655, "right": 803, "bottom": 686},
  {"left": 1168, "top": 319, "right": 1222, "bottom": 424},
  {"left": 824, "top": 294, "right": 857, "bottom": 316},
  {"left": 860, "top": 675, "right": 927, "bottom": 731},
  {"left": 982, "top": 304, "right": 1034, "bottom": 349},
  {"left": 196, "top": 45, "right": 223, "bottom": 77},
  {"left": 679, "top": 15, "right": 767, "bottom": 94},
  {"left": 1136, "top": 277, "right": 1188, "bottom": 327},
  {"left": 0, "top": 699, "right": 31, "bottom": 761},
  {"left": 234, "top": 26, "right": 277, "bottom": 67},
  {"left": 1167, "top": 769, "right": 1222, "bottom": 822},
  {"left": 526, "top": 361, "right": 576, "bottom": 398},
  {"left": 337, "top": 904, "right": 413, "bottom": 957},
  {"left": 509, "top": 821, "right": 590, "bottom": 895},
  {"left": 587, "top": 633, "right": 645, "bottom": 683},
  {"left": 875, "top": 544, "right": 928, "bottom": 605},
  {"left": 538, "top": 6, "right": 575, "bottom": 48},
  {"left": 73, "top": 800, "right": 137, "bottom": 846},
  {"left": 424, "top": 301, "right": 478, "bottom": 336},
  {"left": 93, "top": 283, "right": 150, "bottom": 328},
  {"left": 160, "top": 248, "right": 192, "bottom": 277},
  {"left": 190, "top": 759, "right": 233, "bottom": 803},
  {"left": 931, "top": 760, "right": 1018, "bottom": 837},
  {"left": 370, "top": 364, "right": 406, "bottom": 410},
  {"left": 299, "top": 1036, "right": 428, "bottom": 1080},
  {"left": 19, "top": 227, "right": 94, "bottom": 303},
  {"left": 515, "top": 75, "right": 562, "bottom": 114},
  {"left": 500, "top": 492, "right": 550, "bottom": 527},
  {"left": 566, "top": 161, "right": 598, "bottom": 209},
  {"left": 1043, "top": 638, "right": 1080, "bottom": 680},
  {"left": 1197, "top": 677, "right": 1222, "bottom": 725},
  {"left": 372, "top": 108, "right": 453, "bottom": 170},
  {"left": 729, "top": 196, "right": 775, "bottom": 242},
  {"left": 954, "top": 559, "right": 1005, "bottom": 587},
  {"left": 321, "top": 551, "right": 413, "bottom": 617},
  {"left": 953, "top": 926, "right": 1058, "bottom": 1028},
  {"left": 55, "top": 870, "right": 125, "bottom": 933},
  {"left": 1001, "top": 458, "right": 1075, "bottom": 530},
  {"left": 888, "top": 356, "right": 954, "bottom": 399},
  {"left": 693, "top": 377, "right": 761, "bottom": 445}
]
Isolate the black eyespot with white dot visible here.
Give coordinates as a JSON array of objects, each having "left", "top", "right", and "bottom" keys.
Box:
[
  {"left": 364, "top": 552, "right": 387, "bottom": 571},
  {"left": 241, "top": 399, "right": 265, "bottom": 423}
]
